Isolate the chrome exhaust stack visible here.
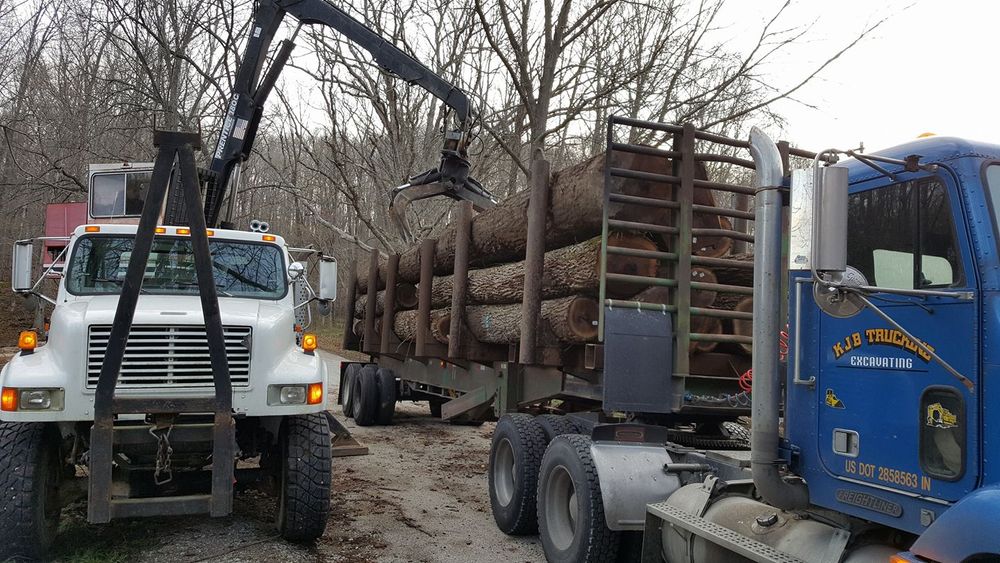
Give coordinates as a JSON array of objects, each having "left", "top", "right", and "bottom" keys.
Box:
[{"left": 748, "top": 127, "right": 809, "bottom": 511}]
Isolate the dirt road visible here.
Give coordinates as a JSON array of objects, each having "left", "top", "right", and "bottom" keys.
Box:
[{"left": 50, "top": 352, "right": 544, "bottom": 562}]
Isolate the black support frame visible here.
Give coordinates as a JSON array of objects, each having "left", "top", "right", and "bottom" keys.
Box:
[{"left": 88, "top": 129, "right": 234, "bottom": 523}]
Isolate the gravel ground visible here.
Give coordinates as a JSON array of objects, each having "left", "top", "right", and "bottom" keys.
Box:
[{"left": 48, "top": 352, "right": 545, "bottom": 562}]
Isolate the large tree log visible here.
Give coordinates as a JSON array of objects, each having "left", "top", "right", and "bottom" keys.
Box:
[
  {"left": 363, "top": 234, "right": 656, "bottom": 314},
  {"left": 705, "top": 252, "right": 754, "bottom": 288},
  {"left": 354, "top": 284, "right": 418, "bottom": 318},
  {"left": 358, "top": 150, "right": 719, "bottom": 292},
  {"left": 393, "top": 296, "right": 598, "bottom": 345},
  {"left": 392, "top": 309, "right": 451, "bottom": 344}
]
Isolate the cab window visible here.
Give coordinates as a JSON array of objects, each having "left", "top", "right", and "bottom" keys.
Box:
[
  {"left": 846, "top": 178, "right": 962, "bottom": 289},
  {"left": 90, "top": 171, "right": 151, "bottom": 217}
]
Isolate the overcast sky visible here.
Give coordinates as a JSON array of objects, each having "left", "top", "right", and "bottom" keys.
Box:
[{"left": 721, "top": 0, "right": 998, "bottom": 153}]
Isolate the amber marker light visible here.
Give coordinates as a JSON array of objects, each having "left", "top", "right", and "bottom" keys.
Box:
[
  {"left": 84, "top": 226, "right": 101, "bottom": 233},
  {"left": 176, "top": 228, "right": 191, "bottom": 235},
  {"left": 154, "top": 227, "right": 166, "bottom": 234},
  {"left": 1, "top": 388, "right": 17, "bottom": 411},
  {"left": 307, "top": 383, "right": 323, "bottom": 405},
  {"left": 18, "top": 330, "right": 37, "bottom": 352},
  {"left": 302, "top": 333, "right": 318, "bottom": 352},
  {"left": 205, "top": 229, "right": 215, "bottom": 237},
  {"left": 262, "top": 234, "right": 276, "bottom": 242}
]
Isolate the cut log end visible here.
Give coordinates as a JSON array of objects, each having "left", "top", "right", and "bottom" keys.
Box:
[{"left": 566, "top": 297, "right": 599, "bottom": 342}]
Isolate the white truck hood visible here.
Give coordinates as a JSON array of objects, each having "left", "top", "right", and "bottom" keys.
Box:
[{"left": 77, "top": 295, "right": 263, "bottom": 327}]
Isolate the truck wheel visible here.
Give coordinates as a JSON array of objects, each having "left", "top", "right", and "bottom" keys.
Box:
[
  {"left": 0, "top": 423, "right": 62, "bottom": 560},
  {"left": 341, "top": 363, "right": 362, "bottom": 418},
  {"left": 352, "top": 365, "right": 379, "bottom": 426},
  {"left": 538, "top": 434, "right": 620, "bottom": 563},
  {"left": 489, "top": 414, "right": 546, "bottom": 535},
  {"left": 537, "top": 414, "right": 578, "bottom": 443},
  {"left": 277, "top": 414, "right": 332, "bottom": 541},
  {"left": 375, "top": 368, "right": 397, "bottom": 425}
]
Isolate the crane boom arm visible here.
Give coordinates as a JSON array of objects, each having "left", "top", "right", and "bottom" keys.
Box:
[{"left": 205, "top": 0, "right": 473, "bottom": 227}]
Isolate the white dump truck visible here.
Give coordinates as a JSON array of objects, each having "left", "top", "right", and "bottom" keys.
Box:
[{"left": 1, "top": 161, "right": 338, "bottom": 559}]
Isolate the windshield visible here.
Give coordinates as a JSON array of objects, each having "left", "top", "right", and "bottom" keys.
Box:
[{"left": 66, "top": 235, "right": 286, "bottom": 299}]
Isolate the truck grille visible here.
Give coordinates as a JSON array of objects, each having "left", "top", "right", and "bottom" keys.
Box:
[{"left": 87, "top": 325, "right": 252, "bottom": 389}]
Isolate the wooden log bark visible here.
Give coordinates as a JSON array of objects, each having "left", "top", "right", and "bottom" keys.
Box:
[
  {"left": 354, "top": 284, "right": 418, "bottom": 318},
  {"left": 358, "top": 149, "right": 715, "bottom": 292},
  {"left": 393, "top": 309, "right": 451, "bottom": 344},
  {"left": 732, "top": 297, "right": 754, "bottom": 354},
  {"left": 416, "top": 234, "right": 655, "bottom": 309},
  {"left": 395, "top": 296, "right": 598, "bottom": 346},
  {"left": 706, "top": 252, "right": 754, "bottom": 288}
]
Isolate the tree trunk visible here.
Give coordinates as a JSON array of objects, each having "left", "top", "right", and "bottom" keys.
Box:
[
  {"left": 354, "top": 284, "right": 418, "bottom": 318},
  {"left": 358, "top": 149, "right": 711, "bottom": 292},
  {"left": 393, "top": 309, "right": 451, "bottom": 344},
  {"left": 393, "top": 296, "right": 598, "bottom": 345},
  {"left": 706, "top": 253, "right": 754, "bottom": 288}
]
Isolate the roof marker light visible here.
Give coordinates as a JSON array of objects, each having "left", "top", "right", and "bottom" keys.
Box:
[
  {"left": 176, "top": 228, "right": 191, "bottom": 235},
  {"left": 84, "top": 226, "right": 101, "bottom": 233}
]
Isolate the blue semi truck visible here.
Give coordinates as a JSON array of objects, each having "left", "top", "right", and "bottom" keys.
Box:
[{"left": 343, "top": 118, "right": 1000, "bottom": 562}]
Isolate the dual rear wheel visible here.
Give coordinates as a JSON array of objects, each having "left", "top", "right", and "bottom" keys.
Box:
[
  {"left": 488, "top": 414, "right": 635, "bottom": 563},
  {"left": 340, "top": 363, "right": 396, "bottom": 426}
]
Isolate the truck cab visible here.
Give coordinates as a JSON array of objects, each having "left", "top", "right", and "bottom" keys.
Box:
[
  {"left": 787, "top": 136, "right": 1000, "bottom": 560},
  {"left": 1, "top": 161, "right": 338, "bottom": 559}
]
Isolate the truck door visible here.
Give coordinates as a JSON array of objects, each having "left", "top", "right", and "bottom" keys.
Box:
[{"left": 816, "top": 169, "right": 978, "bottom": 502}]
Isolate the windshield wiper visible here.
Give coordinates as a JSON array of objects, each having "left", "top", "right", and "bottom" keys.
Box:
[
  {"left": 93, "top": 278, "right": 147, "bottom": 294},
  {"left": 174, "top": 281, "right": 233, "bottom": 297}
]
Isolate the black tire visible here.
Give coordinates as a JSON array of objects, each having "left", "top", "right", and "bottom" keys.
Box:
[
  {"left": 537, "top": 414, "right": 579, "bottom": 443},
  {"left": 277, "top": 414, "right": 332, "bottom": 541},
  {"left": 375, "top": 368, "right": 397, "bottom": 425},
  {"left": 341, "top": 363, "right": 362, "bottom": 417},
  {"left": 429, "top": 400, "right": 443, "bottom": 419},
  {"left": 489, "top": 414, "right": 546, "bottom": 536},
  {"left": 0, "top": 423, "right": 62, "bottom": 560},
  {"left": 538, "top": 434, "right": 620, "bottom": 563},
  {"left": 353, "top": 365, "right": 379, "bottom": 426}
]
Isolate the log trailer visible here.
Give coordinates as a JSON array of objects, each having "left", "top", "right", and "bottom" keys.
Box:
[{"left": 342, "top": 118, "right": 1000, "bottom": 562}]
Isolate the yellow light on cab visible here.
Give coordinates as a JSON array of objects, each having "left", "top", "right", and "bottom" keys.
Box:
[
  {"left": 262, "top": 234, "right": 276, "bottom": 242},
  {"left": 18, "top": 331, "right": 37, "bottom": 352},
  {"left": 302, "top": 333, "right": 317, "bottom": 352},
  {"left": 206, "top": 229, "right": 215, "bottom": 237},
  {"left": 176, "top": 228, "right": 191, "bottom": 235},
  {"left": 154, "top": 227, "right": 166, "bottom": 234},
  {"left": 307, "top": 383, "right": 323, "bottom": 405},
  {"left": 84, "top": 226, "right": 101, "bottom": 233},
  {"left": 1, "top": 388, "right": 17, "bottom": 411}
]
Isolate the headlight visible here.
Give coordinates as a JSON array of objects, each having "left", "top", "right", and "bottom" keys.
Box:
[
  {"left": 279, "top": 385, "right": 306, "bottom": 405},
  {"left": 1, "top": 387, "right": 64, "bottom": 411}
]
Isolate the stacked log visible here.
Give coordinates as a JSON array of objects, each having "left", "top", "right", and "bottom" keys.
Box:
[{"left": 353, "top": 145, "right": 753, "bottom": 363}]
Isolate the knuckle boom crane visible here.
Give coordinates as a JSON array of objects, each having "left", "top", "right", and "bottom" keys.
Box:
[{"left": 204, "top": 0, "right": 496, "bottom": 239}]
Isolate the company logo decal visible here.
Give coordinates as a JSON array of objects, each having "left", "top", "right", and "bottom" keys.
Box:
[
  {"left": 835, "top": 489, "right": 903, "bottom": 517},
  {"left": 825, "top": 389, "right": 845, "bottom": 409},
  {"left": 926, "top": 402, "right": 957, "bottom": 429},
  {"left": 830, "top": 328, "right": 934, "bottom": 369}
]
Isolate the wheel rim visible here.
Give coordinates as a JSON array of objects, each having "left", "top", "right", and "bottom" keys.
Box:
[
  {"left": 493, "top": 438, "right": 516, "bottom": 507},
  {"left": 342, "top": 374, "right": 352, "bottom": 407},
  {"left": 545, "top": 464, "right": 577, "bottom": 551}
]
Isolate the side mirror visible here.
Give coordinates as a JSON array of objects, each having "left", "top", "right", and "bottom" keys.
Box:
[
  {"left": 11, "top": 241, "right": 34, "bottom": 292},
  {"left": 318, "top": 257, "right": 337, "bottom": 301},
  {"left": 288, "top": 261, "right": 306, "bottom": 281},
  {"left": 813, "top": 165, "right": 849, "bottom": 276},
  {"left": 791, "top": 165, "right": 849, "bottom": 275}
]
